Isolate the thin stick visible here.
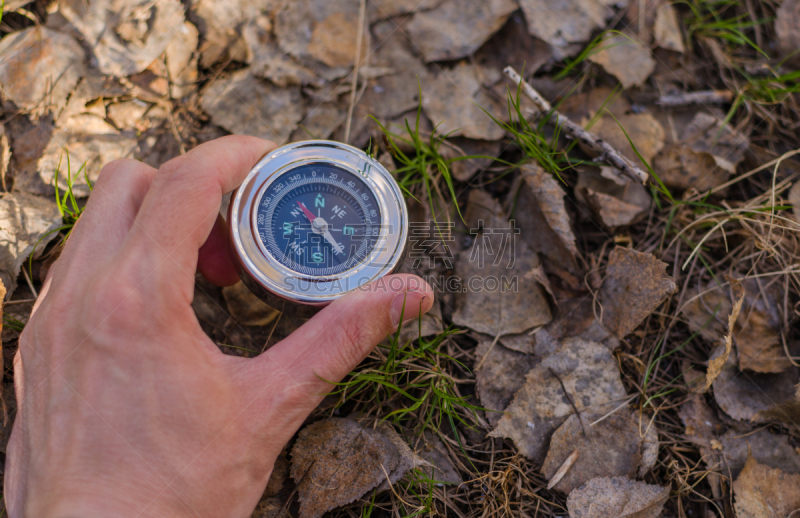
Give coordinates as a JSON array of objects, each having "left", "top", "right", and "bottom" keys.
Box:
[
  {"left": 548, "top": 367, "right": 587, "bottom": 439},
  {"left": 343, "top": 0, "right": 367, "bottom": 144},
  {"left": 504, "top": 66, "right": 649, "bottom": 185},
  {"left": 656, "top": 90, "right": 734, "bottom": 108}
]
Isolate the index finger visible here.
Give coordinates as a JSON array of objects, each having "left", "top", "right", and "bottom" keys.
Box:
[{"left": 123, "top": 136, "right": 276, "bottom": 301}]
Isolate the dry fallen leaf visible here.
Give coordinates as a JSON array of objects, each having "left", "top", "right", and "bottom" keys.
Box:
[
  {"left": 0, "top": 192, "right": 62, "bottom": 293},
  {"left": 405, "top": 0, "right": 517, "bottom": 62},
  {"left": 542, "top": 412, "right": 642, "bottom": 493},
  {"left": 222, "top": 282, "right": 281, "bottom": 327},
  {"left": 0, "top": 27, "right": 85, "bottom": 118},
  {"left": 193, "top": 0, "right": 279, "bottom": 67},
  {"left": 585, "top": 113, "right": 665, "bottom": 166},
  {"left": 291, "top": 418, "right": 401, "bottom": 518},
  {"left": 201, "top": 70, "right": 302, "bottom": 143},
  {"left": 775, "top": 0, "right": 800, "bottom": 58},
  {"left": 418, "top": 430, "right": 462, "bottom": 485},
  {"left": 520, "top": 165, "right": 578, "bottom": 258},
  {"left": 489, "top": 336, "right": 627, "bottom": 463},
  {"left": 653, "top": 2, "right": 685, "bottom": 53},
  {"left": 452, "top": 190, "right": 552, "bottom": 337},
  {"left": 164, "top": 21, "right": 199, "bottom": 99},
  {"left": 512, "top": 174, "right": 583, "bottom": 288},
  {"left": 715, "top": 428, "right": 800, "bottom": 479},
  {"left": 754, "top": 383, "right": 800, "bottom": 434},
  {"left": 567, "top": 477, "right": 670, "bottom": 518},
  {"left": 475, "top": 336, "right": 538, "bottom": 427},
  {"left": 790, "top": 181, "right": 800, "bottom": 225},
  {"left": 699, "top": 281, "right": 744, "bottom": 392},
  {"left": 575, "top": 167, "right": 652, "bottom": 229},
  {"left": 589, "top": 33, "right": 657, "bottom": 89},
  {"left": 275, "top": 0, "right": 368, "bottom": 69},
  {"left": 56, "top": 0, "right": 184, "bottom": 77},
  {"left": 107, "top": 101, "right": 150, "bottom": 131},
  {"left": 654, "top": 112, "right": 749, "bottom": 192},
  {"left": 367, "top": 0, "right": 445, "bottom": 22},
  {"left": 683, "top": 279, "right": 793, "bottom": 374},
  {"left": 600, "top": 247, "right": 678, "bottom": 338},
  {"left": 519, "top": 0, "right": 612, "bottom": 53},
  {"left": 37, "top": 114, "right": 138, "bottom": 197},
  {"left": 244, "top": 18, "right": 319, "bottom": 88},
  {"left": 374, "top": 422, "right": 431, "bottom": 491},
  {"left": 422, "top": 64, "right": 505, "bottom": 140},
  {"left": 733, "top": 453, "right": 800, "bottom": 518},
  {"left": 713, "top": 354, "right": 799, "bottom": 421}
]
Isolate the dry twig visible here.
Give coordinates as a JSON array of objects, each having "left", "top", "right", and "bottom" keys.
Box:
[
  {"left": 656, "top": 90, "right": 734, "bottom": 108},
  {"left": 504, "top": 66, "right": 649, "bottom": 184}
]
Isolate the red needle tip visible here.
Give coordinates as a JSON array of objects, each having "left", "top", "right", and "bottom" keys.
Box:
[{"left": 296, "top": 201, "right": 316, "bottom": 223}]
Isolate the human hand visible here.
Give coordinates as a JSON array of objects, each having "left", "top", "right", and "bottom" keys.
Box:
[{"left": 4, "top": 136, "right": 433, "bottom": 517}]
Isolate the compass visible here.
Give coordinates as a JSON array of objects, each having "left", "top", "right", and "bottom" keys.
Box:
[{"left": 228, "top": 140, "right": 408, "bottom": 313}]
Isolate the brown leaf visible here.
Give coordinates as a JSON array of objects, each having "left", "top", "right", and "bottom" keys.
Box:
[
  {"left": 290, "top": 418, "right": 401, "bottom": 518},
  {"left": 567, "top": 477, "right": 670, "bottom": 518},
  {"left": 715, "top": 428, "right": 800, "bottom": 480},
  {"left": 193, "top": 0, "right": 275, "bottom": 67},
  {"left": 443, "top": 138, "right": 502, "bottom": 183},
  {"left": 405, "top": 0, "right": 517, "bottom": 62},
  {"left": 684, "top": 279, "right": 793, "bottom": 374},
  {"left": 0, "top": 26, "right": 85, "bottom": 119},
  {"left": 653, "top": 146, "right": 729, "bottom": 192},
  {"left": 417, "top": 430, "right": 462, "bottom": 485},
  {"left": 575, "top": 167, "right": 652, "bottom": 229},
  {"left": 682, "top": 112, "right": 749, "bottom": 174},
  {"left": 713, "top": 354, "right": 799, "bottom": 421},
  {"left": 600, "top": 247, "right": 678, "bottom": 338},
  {"left": 56, "top": 0, "right": 184, "bottom": 77},
  {"left": 275, "top": 0, "right": 368, "bottom": 70},
  {"left": 588, "top": 34, "right": 656, "bottom": 89},
  {"left": 776, "top": 0, "right": 800, "bottom": 59},
  {"left": 452, "top": 190, "right": 552, "bottom": 337},
  {"left": 244, "top": 18, "right": 319, "bottom": 88},
  {"left": 367, "top": 0, "right": 445, "bottom": 22},
  {"left": 519, "top": 0, "right": 612, "bottom": 53},
  {"left": 37, "top": 112, "right": 138, "bottom": 197},
  {"left": 790, "top": 181, "right": 800, "bottom": 225},
  {"left": 474, "top": 12, "right": 554, "bottom": 76},
  {"left": 700, "top": 281, "right": 745, "bottom": 392},
  {"left": 583, "top": 113, "right": 665, "bottom": 166},
  {"left": 374, "top": 422, "right": 431, "bottom": 491},
  {"left": 542, "top": 412, "right": 642, "bottom": 493},
  {"left": 512, "top": 172, "right": 583, "bottom": 286},
  {"left": 422, "top": 63, "right": 505, "bottom": 140},
  {"left": 489, "top": 336, "right": 627, "bottom": 463},
  {"left": 754, "top": 383, "right": 800, "bottom": 434},
  {"left": 653, "top": 2, "right": 685, "bottom": 53},
  {"left": 222, "top": 282, "right": 281, "bottom": 327},
  {"left": 475, "top": 336, "right": 538, "bottom": 427},
  {"left": 0, "top": 193, "right": 62, "bottom": 294},
  {"left": 733, "top": 453, "right": 800, "bottom": 518},
  {"left": 520, "top": 165, "right": 579, "bottom": 258},
  {"left": 201, "top": 70, "right": 302, "bottom": 143}
]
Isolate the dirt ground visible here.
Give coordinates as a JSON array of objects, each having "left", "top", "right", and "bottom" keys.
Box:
[{"left": 1, "top": 0, "right": 800, "bottom": 517}]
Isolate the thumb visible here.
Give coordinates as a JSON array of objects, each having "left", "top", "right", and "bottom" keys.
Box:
[{"left": 239, "top": 274, "right": 433, "bottom": 433}]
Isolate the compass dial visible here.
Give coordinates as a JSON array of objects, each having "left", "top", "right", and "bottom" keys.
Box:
[{"left": 256, "top": 162, "right": 382, "bottom": 277}]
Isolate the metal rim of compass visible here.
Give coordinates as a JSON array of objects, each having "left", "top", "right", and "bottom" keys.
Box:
[{"left": 228, "top": 140, "right": 408, "bottom": 308}]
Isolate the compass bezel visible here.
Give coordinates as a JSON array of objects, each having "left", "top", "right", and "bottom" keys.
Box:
[{"left": 229, "top": 140, "right": 408, "bottom": 308}]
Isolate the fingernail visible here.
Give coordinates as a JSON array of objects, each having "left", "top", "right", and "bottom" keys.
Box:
[{"left": 391, "top": 289, "right": 429, "bottom": 327}]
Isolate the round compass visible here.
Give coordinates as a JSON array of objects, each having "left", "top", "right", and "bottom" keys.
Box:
[{"left": 229, "top": 140, "right": 408, "bottom": 313}]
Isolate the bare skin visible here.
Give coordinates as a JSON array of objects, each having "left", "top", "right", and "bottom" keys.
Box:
[{"left": 4, "top": 136, "right": 433, "bottom": 517}]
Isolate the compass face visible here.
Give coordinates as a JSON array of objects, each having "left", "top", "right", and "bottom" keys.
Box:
[{"left": 256, "top": 162, "right": 382, "bottom": 276}]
